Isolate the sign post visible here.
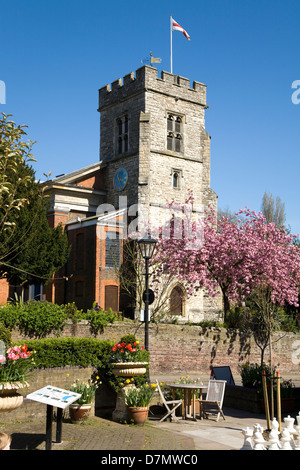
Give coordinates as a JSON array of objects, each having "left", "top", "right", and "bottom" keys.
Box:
[{"left": 27, "top": 385, "right": 81, "bottom": 450}]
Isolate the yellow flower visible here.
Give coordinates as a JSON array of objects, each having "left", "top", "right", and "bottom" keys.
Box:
[{"left": 125, "top": 379, "right": 131, "bottom": 384}]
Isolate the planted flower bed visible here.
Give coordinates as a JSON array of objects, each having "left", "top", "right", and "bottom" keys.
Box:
[{"left": 224, "top": 363, "right": 300, "bottom": 414}]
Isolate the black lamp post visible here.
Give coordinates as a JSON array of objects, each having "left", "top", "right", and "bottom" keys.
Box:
[{"left": 137, "top": 233, "right": 157, "bottom": 352}]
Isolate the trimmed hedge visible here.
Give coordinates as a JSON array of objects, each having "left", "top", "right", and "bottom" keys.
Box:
[
  {"left": 0, "top": 301, "right": 118, "bottom": 337},
  {"left": 16, "top": 337, "right": 115, "bottom": 369},
  {"left": 12, "top": 335, "right": 150, "bottom": 392}
]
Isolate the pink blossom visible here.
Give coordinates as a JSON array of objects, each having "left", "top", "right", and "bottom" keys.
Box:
[
  {"left": 153, "top": 196, "right": 300, "bottom": 316},
  {"left": 7, "top": 352, "right": 19, "bottom": 361},
  {"left": 19, "top": 352, "right": 29, "bottom": 358}
]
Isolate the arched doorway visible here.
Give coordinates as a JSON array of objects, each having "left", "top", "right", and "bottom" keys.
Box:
[{"left": 169, "top": 284, "right": 185, "bottom": 316}]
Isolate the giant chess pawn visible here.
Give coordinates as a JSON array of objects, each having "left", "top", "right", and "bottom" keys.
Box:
[
  {"left": 241, "top": 427, "right": 253, "bottom": 450},
  {"left": 271, "top": 417, "right": 280, "bottom": 433},
  {"left": 269, "top": 417, "right": 281, "bottom": 449}
]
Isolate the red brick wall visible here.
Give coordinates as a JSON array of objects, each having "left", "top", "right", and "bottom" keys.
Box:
[
  {"left": 0, "top": 278, "right": 9, "bottom": 304},
  {"left": 11, "top": 321, "right": 300, "bottom": 378}
]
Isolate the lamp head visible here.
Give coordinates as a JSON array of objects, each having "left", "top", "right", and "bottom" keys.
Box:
[{"left": 137, "top": 233, "right": 157, "bottom": 259}]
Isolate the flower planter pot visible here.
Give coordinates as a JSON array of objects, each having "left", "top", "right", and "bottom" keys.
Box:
[
  {"left": 112, "top": 362, "right": 148, "bottom": 377},
  {"left": 69, "top": 403, "right": 92, "bottom": 423},
  {"left": 0, "top": 382, "right": 27, "bottom": 413},
  {"left": 127, "top": 406, "right": 149, "bottom": 426},
  {"left": 111, "top": 363, "right": 149, "bottom": 422}
]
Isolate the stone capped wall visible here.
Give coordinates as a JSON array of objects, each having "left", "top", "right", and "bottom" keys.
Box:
[{"left": 11, "top": 320, "right": 300, "bottom": 378}]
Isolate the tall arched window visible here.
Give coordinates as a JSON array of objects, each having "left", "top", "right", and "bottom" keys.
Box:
[
  {"left": 173, "top": 172, "right": 179, "bottom": 188},
  {"left": 166, "top": 113, "right": 183, "bottom": 152},
  {"left": 116, "top": 114, "right": 129, "bottom": 154},
  {"left": 170, "top": 285, "right": 185, "bottom": 315}
]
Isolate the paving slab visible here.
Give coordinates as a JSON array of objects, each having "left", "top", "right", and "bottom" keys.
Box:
[{"left": 0, "top": 407, "right": 272, "bottom": 452}]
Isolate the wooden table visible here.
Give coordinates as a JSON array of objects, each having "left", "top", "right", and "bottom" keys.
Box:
[{"left": 167, "top": 383, "right": 207, "bottom": 421}]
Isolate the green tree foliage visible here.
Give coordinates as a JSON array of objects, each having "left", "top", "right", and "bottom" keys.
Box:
[{"left": 0, "top": 113, "right": 70, "bottom": 285}]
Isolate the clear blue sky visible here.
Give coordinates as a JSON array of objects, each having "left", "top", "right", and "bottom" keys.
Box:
[{"left": 1, "top": 0, "right": 300, "bottom": 234}]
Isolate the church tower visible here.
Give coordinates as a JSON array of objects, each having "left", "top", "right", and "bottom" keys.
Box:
[
  {"left": 98, "top": 65, "right": 217, "bottom": 228},
  {"left": 98, "top": 65, "right": 221, "bottom": 322}
]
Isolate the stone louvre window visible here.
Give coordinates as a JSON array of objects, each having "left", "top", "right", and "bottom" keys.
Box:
[
  {"left": 167, "top": 113, "right": 183, "bottom": 153},
  {"left": 116, "top": 114, "right": 129, "bottom": 154}
]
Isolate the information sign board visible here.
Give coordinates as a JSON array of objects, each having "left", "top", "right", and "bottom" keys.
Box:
[{"left": 27, "top": 385, "right": 81, "bottom": 409}]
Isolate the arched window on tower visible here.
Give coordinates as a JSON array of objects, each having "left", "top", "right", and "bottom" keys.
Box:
[
  {"left": 166, "top": 113, "right": 183, "bottom": 153},
  {"left": 172, "top": 169, "right": 182, "bottom": 189},
  {"left": 116, "top": 114, "right": 129, "bottom": 154},
  {"left": 173, "top": 171, "right": 179, "bottom": 188}
]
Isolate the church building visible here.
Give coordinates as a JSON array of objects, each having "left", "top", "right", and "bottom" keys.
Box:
[{"left": 4, "top": 65, "right": 222, "bottom": 322}]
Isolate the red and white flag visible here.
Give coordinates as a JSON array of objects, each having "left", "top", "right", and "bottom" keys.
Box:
[{"left": 171, "top": 17, "right": 190, "bottom": 41}]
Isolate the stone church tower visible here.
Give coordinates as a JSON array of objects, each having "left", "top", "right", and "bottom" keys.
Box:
[
  {"left": 98, "top": 65, "right": 217, "bottom": 230},
  {"left": 97, "top": 65, "right": 221, "bottom": 322}
]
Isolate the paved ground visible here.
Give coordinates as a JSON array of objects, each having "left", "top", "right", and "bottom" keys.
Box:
[{"left": 0, "top": 406, "right": 270, "bottom": 452}]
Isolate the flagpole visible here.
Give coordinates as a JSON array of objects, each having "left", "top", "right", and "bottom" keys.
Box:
[{"left": 170, "top": 15, "right": 173, "bottom": 74}]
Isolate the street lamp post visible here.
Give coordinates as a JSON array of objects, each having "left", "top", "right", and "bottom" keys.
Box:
[{"left": 137, "top": 233, "right": 157, "bottom": 352}]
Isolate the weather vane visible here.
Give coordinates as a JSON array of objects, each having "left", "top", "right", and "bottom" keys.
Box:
[{"left": 141, "top": 52, "right": 162, "bottom": 66}]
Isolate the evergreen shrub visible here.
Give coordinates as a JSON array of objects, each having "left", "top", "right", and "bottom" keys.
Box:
[
  {"left": 15, "top": 337, "right": 115, "bottom": 369},
  {"left": 0, "top": 301, "right": 118, "bottom": 337}
]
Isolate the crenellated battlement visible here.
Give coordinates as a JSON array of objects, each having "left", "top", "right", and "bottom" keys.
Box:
[{"left": 98, "top": 65, "right": 207, "bottom": 110}]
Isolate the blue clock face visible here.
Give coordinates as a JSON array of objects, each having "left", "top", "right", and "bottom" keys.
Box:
[{"left": 113, "top": 168, "right": 128, "bottom": 191}]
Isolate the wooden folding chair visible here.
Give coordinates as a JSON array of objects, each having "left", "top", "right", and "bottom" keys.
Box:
[
  {"left": 198, "top": 380, "right": 226, "bottom": 421},
  {"left": 156, "top": 380, "right": 183, "bottom": 422}
]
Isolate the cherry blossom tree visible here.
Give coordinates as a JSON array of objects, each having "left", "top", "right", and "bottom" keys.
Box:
[{"left": 153, "top": 197, "right": 300, "bottom": 324}]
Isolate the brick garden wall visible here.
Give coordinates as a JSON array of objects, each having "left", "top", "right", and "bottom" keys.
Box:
[
  {"left": 11, "top": 320, "right": 300, "bottom": 377},
  {"left": 1, "top": 321, "right": 299, "bottom": 423}
]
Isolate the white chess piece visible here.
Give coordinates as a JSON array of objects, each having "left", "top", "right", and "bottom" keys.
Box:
[
  {"left": 284, "top": 415, "right": 297, "bottom": 448},
  {"left": 241, "top": 427, "right": 253, "bottom": 450},
  {"left": 267, "top": 429, "right": 281, "bottom": 450},
  {"left": 271, "top": 417, "right": 279, "bottom": 432},
  {"left": 269, "top": 417, "right": 281, "bottom": 448},
  {"left": 284, "top": 415, "right": 295, "bottom": 432},
  {"left": 280, "top": 428, "right": 293, "bottom": 450},
  {"left": 253, "top": 423, "right": 266, "bottom": 450}
]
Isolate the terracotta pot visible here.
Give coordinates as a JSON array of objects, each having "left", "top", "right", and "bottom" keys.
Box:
[
  {"left": 127, "top": 406, "right": 149, "bottom": 425},
  {"left": 0, "top": 382, "right": 27, "bottom": 413},
  {"left": 69, "top": 403, "right": 92, "bottom": 423},
  {"left": 112, "top": 362, "right": 148, "bottom": 377}
]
